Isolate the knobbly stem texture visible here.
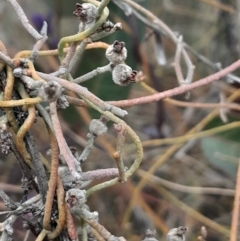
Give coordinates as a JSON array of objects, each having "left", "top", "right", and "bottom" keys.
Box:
[
  {"left": 43, "top": 131, "right": 59, "bottom": 231},
  {"left": 50, "top": 101, "right": 81, "bottom": 180}
]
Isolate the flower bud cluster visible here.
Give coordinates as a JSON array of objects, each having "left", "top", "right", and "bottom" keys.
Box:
[
  {"left": 106, "top": 41, "right": 138, "bottom": 86},
  {"left": 106, "top": 41, "right": 127, "bottom": 65}
]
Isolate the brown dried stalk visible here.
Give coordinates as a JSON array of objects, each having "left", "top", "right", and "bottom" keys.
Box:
[
  {"left": 109, "top": 59, "right": 240, "bottom": 107},
  {"left": 4, "top": 66, "right": 19, "bottom": 132},
  {"left": 47, "top": 178, "right": 66, "bottom": 240},
  {"left": 43, "top": 131, "right": 59, "bottom": 231},
  {"left": 65, "top": 204, "right": 77, "bottom": 240},
  {"left": 230, "top": 160, "right": 240, "bottom": 241},
  {"left": 15, "top": 104, "right": 35, "bottom": 168},
  {"left": 50, "top": 101, "right": 80, "bottom": 179},
  {"left": 83, "top": 218, "right": 112, "bottom": 241}
]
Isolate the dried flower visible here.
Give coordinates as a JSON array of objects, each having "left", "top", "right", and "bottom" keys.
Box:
[
  {"left": 73, "top": 3, "right": 97, "bottom": 25},
  {"left": 65, "top": 189, "right": 87, "bottom": 208},
  {"left": 112, "top": 64, "right": 138, "bottom": 86},
  {"left": 38, "top": 81, "right": 64, "bottom": 102},
  {"left": 142, "top": 230, "right": 158, "bottom": 241},
  {"left": 89, "top": 119, "right": 108, "bottom": 136},
  {"left": 106, "top": 41, "right": 127, "bottom": 65},
  {"left": 166, "top": 226, "right": 187, "bottom": 241}
]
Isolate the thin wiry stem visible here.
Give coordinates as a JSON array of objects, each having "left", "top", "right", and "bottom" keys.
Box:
[
  {"left": 30, "top": 21, "right": 48, "bottom": 60},
  {"left": 0, "top": 97, "right": 41, "bottom": 107},
  {"left": 122, "top": 89, "right": 240, "bottom": 233},
  {"left": 0, "top": 52, "right": 13, "bottom": 68},
  {"left": 0, "top": 41, "right": 8, "bottom": 71},
  {"left": 15, "top": 42, "right": 109, "bottom": 59},
  {"left": 26, "top": 132, "right": 48, "bottom": 202},
  {"left": 3, "top": 66, "right": 19, "bottom": 133},
  {"left": 81, "top": 168, "right": 119, "bottom": 181},
  {"left": 38, "top": 72, "right": 128, "bottom": 117},
  {"left": 47, "top": 178, "right": 66, "bottom": 240},
  {"left": 15, "top": 82, "right": 37, "bottom": 168},
  {"left": 141, "top": 121, "right": 240, "bottom": 147},
  {"left": 50, "top": 101, "right": 81, "bottom": 179},
  {"left": 35, "top": 229, "right": 49, "bottom": 241},
  {"left": 146, "top": 180, "right": 231, "bottom": 237},
  {"left": 15, "top": 104, "right": 35, "bottom": 168},
  {"left": 6, "top": 0, "right": 42, "bottom": 40},
  {"left": 73, "top": 63, "right": 112, "bottom": 84},
  {"left": 82, "top": 218, "right": 112, "bottom": 241},
  {"left": 120, "top": 0, "right": 194, "bottom": 83},
  {"left": 113, "top": 124, "right": 127, "bottom": 183},
  {"left": 68, "top": 42, "right": 87, "bottom": 74},
  {"left": 108, "top": 59, "right": 240, "bottom": 107},
  {"left": 65, "top": 205, "right": 77, "bottom": 241},
  {"left": 96, "top": 0, "right": 110, "bottom": 16},
  {"left": 66, "top": 93, "right": 240, "bottom": 111},
  {"left": 81, "top": 98, "right": 143, "bottom": 197},
  {"left": 78, "top": 133, "right": 95, "bottom": 163},
  {"left": 230, "top": 159, "right": 240, "bottom": 241},
  {"left": 35, "top": 103, "right": 54, "bottom": 133},
  {"left": 138, "top": 169, "right": 235, "bottom": 196},
  {"left": 43, "top": 131, "right": 59, "bottom": 231}
]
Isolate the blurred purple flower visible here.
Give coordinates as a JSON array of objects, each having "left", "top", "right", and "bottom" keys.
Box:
[{"left": 31, "top": 13, "right": 58, "bottom": 49}]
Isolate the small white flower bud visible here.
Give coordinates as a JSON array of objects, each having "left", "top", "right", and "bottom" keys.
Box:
[
  {"left": 38, "top": 81, "right": 64, "bottom": 102},
  {"left": 65, "top": 189, "right": 87, "bottom": 208},
  {"left": 73, "top": 3, "right": 97, "bottom": 25},
  {"left": 167, "top": 227, "right": 187, "bottom": 241},
  {"left": 142, "top": 230, "right": 158, "bottom": 241},
  {"left": 105, "top": 41, "right": 127, "bottom": 65},
  {"left": 89, "top": 119, "right": 108, "bottom": 136},
  {"left": 112, "top": 64, "right": 138, "bottom": 86}
]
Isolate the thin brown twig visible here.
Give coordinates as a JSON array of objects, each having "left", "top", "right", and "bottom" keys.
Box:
[
  {"left": 83, "top": 218, "right": 112, "bottom": 241},
  {"left": 138, "top": 169, "right": 235, "bottom": 196},
  {"left": 49, "top": 101, "right": 80, "bottom": 179},
  {"left": 91, "top": 228, "right": 105, "bottom": 241},
  {"left": 4, "top": 66, "right": 19, "bottom": 133},
  {"left": 65, "top": 204, "right": 77, "bottom": 241},
  {"left": 113, "top": 124, "right": 127, "bottom": 183},
  {"left": 15, "top": 105, "right": 35, "bottom": 168},
  {"left": 43, "top": 130, "right": 59, "bottom": 231},
  {"left": 108, "top": 59, "right": 240, "bottom": 107},
  {"left": 47, "top": 178, "right": 66, "bottom": 240},
  {"left": 16, "top": 105, "right": 36, "bottom": 167},
  {"left": 38, "top": 72, "right": 127, "bottom": 117},
  {"left": 66, "top": 90, "right": 240, "bottom": 111},
  {"left": 144, "top": 178, "right": 231, "bottom": 237},
  {"left": 230, "top": 159, "right": 240, "bottom": 241}
]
